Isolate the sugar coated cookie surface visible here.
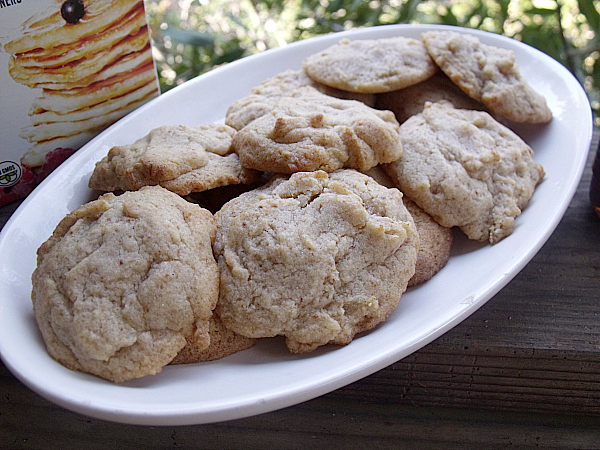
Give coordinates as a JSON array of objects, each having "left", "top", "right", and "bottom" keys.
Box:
[
  {"left": 384, "top": 102, "right": 544, "bottom": 244},
  {"left": 302, "top": 37, "right": 438, "bottom": 94},
  {"left": 213, "top": 170, "right": 419, "bottom": 353},
  {"left": 421, "top": 30, "right": 552, "bottom": 124},
  {"left": 232, "top": 86, "right": 402, "bottom": 174},
  {"left": 31, "top": 186, "right": 219, "bottom": 382}
]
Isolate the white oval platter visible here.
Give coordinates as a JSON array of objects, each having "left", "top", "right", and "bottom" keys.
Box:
[{"left": 0, "top": 24, "right": 592, "bottom": 425}]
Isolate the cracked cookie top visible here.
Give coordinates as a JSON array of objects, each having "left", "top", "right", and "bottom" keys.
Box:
[
  {"left": 232, "top": 86, "right": 402, "bottom": 174},
  {"left": 384, "top": 102, "right": 545, "bottom": 244},
  {"left": 302, "top": 36, "right": 438, "bottom": 94},
  {"left": 31, "top": 185, "right": 219, "bottom": 382},
  {"left": 213, "top": 169, "right": 419, "bottom": 353},
  {"left": 89, "top": 123, "right": 260, "bottom": 196},
  {"left": 421, "top": 30, "right": 552, "bottom": 124}
]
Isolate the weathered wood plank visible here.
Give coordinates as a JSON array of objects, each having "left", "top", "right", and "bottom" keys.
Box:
[{"left": 3, "top": 359, "right": 600, "bottom": 449}]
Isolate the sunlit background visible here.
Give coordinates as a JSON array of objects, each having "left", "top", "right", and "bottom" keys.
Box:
[{"left": 144, "top": 0, "right": 600, "bottom": 123}]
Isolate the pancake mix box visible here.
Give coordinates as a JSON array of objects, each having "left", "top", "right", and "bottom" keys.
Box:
[{"left": 0, "top": 0, "right": 160, "bottom": 206}]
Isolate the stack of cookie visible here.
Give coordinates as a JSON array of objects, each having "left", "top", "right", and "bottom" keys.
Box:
[
  {"left": 30, "top": 30, "right": 550, "bottom": 383},
  {"left": 2, "top": 0, "right": 159, "bottom": 169}
]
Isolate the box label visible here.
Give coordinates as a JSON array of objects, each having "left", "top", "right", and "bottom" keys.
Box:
[{"left": 0, "top": 0, "right": 160, "bottom": 206}]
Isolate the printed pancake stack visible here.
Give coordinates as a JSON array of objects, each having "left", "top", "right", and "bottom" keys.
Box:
[{"left": 2, "top": 0, "right": 159, "bottom": 170}]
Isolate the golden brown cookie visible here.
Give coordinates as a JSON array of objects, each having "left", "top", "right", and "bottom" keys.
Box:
[
  {"left": 404, "top": 199, "right": 453, "bottom": 287},
  {"left": 383, "top": 102, "right": 544, "bottom": 244},
  {"left": 170, "top": 314, "right": 257, "bottom": 364},
  {"left": 421, "top": 30, "right": 552, "bottom": 124},
  {"left": 302, "top": 37, "right": 438, "bottom": 94},
  {"left": 213, "top": 169, "right": 419, "bottom": 354},
  {"left": 232, "top": 86, "right": 402, "bottom": 174},
  {"left": 225, "top": 69, "right": 376, "bottom": 131},
  {"left": 31, "top": 186, "right": 219, "bottom": 382},
  {"left": 88, "top": 124, "right": 260, "bottom": 195},
  {"left": 362, "top": 166, "right": 453, "bottom": 286}
]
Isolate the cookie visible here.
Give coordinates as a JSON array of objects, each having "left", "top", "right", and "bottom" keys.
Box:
[
  {"left": 225, "top": 69, "right": 375, "bottom": 131},
  {"left": 158, "top": 153, "right": 262, "bottom": 196},
  {"left": 31, "top": 186, "right": 219, "bottom": 382},
  {"left": 213, "top": 169, "right": 419, "bottom": 353},
  {"left": 89, "top": 124, "right": 260, "bottom": 195},
  {"left": 302, "top": 36, "right": 438, "bottom": 94},
  {"left": 170, "top": 313, "right": 257, "bottom": 364},
  {"left": 421, "top": 30, "right": 552, "bottom": 123},
  {"left": 362, "top": 166, "right": 453, "bottom": 286},
  {"left": 376, "top": 71, "right": 485, "bottom": 123},
  {"left": 383, "top": 102, "right": 545, "bottom": 244},
  {"left": 403, "top": 199, "right": 453, "bottom": 287},
  {"left": 232, "top": 86, "right": 402, "bottom": 174},
  {"left": 225, "top": 69, "right": 315, "bottom": 131}
]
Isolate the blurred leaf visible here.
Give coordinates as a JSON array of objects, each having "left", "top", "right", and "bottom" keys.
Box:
[
  {"left": 396, "top": 0, "right": 423, "bottom": 24},
  {"left": 162, "top": 28, "right": 214, "bottom": 47},
  {"left": 439, "top": 9, "right": 459, "bottom": 26},
  {"left": 327, "top": 0, "right": 344, "bottom": 13},
  {"left": 578, "top": 0, "right": 600, "bottom": 32},
  {"left": 350, "top": 0, "right": 365, "bottom": 12},
  {"left": 212, "top": 46, "right": 247, "bottom": 66},
  {"left": 524, "top": 7, "right": 557, "bottom": 16},
  {"left": 497, "top": 0, "right": 510, "bottom": 23}
]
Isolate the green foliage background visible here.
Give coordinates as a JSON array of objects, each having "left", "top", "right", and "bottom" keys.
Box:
[{"left": 145, "top": 0, "right": 600, "bottom": 123}]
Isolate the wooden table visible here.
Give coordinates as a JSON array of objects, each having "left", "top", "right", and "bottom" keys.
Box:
[{"left": 2, "top": 131, "right": 600, "bottom": 448}]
